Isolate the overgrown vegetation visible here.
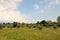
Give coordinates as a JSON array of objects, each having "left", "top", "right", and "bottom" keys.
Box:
[
  {"left": 0, "top": 28, "right": 60, "bottom": 40},
  {"left": 0, "top": 16, "right": 60, "bottom": 30},
  {"left": 0, "top": 16, "right": 60, "bottom": 40}
]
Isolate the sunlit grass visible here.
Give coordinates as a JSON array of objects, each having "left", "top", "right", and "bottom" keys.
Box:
[{"left": 0, "top": 27, "right": 60, "bottom": 40}]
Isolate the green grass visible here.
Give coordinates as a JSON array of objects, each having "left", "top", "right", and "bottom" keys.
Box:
[{"left": 0, "top": 27, "right": 60, "bottom": 40}]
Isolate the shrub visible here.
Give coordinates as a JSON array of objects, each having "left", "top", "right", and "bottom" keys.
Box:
[
  {"left": 40, "top": 20, "right": 48, "bottom": 27},
  {"left": 53, "top": 24, "right": 57, "bottom": 29},
  {"left": 13, "top": 22, "right": 17, "bottom": 28},
  {"left": 0, "top": 24, "right": 3, "bottom": 29}
]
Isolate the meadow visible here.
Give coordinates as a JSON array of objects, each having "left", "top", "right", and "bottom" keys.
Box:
[{"left": 0, "top": 27, "right": 60, "bottom": 40}]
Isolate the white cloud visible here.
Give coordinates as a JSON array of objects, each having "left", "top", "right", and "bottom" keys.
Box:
[
  {"left": 46, "top": 0, "right": 60, "bottom": 10},
  {"left": 49, "top": 0, "right": 60, "bottom": 5},
  {"left": 56, "top": 0, "right": 60, "bottom": 5},
  {"left": 0, "top": 10, "right": 26, "bottom": 22},
  {"left": 0, "top": 0, "right": 27, "bottom": 23},
  {"left": 34, "top": 3, "right": 45, "bottom": 13},
  {"left": 0, "top": 0, "right": 23, "bottom": 10},
  {"left": 35, "top": 4, "right": 40, "bottom": 9}
]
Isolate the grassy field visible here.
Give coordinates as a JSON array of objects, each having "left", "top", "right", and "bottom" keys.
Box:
[{"left": 0, "top": 27, "right": 60, "bottom": 40}]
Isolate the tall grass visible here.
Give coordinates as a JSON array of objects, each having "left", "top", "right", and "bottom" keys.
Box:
[{"left": 0, "top": 27, "right": 60, "bottom": 40}]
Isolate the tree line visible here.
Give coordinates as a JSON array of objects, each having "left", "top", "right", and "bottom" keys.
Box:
[{"left": 0, "top": 16, "right": 60, "bottom": 30}]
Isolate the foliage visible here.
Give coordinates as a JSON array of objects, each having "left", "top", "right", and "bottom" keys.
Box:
[
  {"left": 0, "top": 28, "right": 60, "bottom": 40},
  {"left": 40, "top": 20, "right": 48, "bottom": 27},
  {"left": 57, "top": 16, "right": 60, "bottom": 26},
  {"left": 0, "top": 16, "right": 60, "bottom": 40},
  {"left": 57, "top": 16, "right": 60, "bottom": 24},
  {"left": 0, "top": 16, "right": 60, "bottom": 29}
]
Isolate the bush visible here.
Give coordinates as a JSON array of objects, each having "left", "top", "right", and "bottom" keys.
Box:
[
  {"left": 40, "top": 20, "right": 48, "bottom": 27},
  {"left": 13, "top": 22, "right": 17, "bottom": 28},
  {"left": 53, "top": 26, "right": 57, "bottom": 29},
  {"left": 0, "top": 24, "right": 3, "bottom": 29},
  {"left": 53, "top": 24, "right": 57, "bottom": 29},
  {"left": 38, "top": 27, "right": 42, "bottom": 30}
]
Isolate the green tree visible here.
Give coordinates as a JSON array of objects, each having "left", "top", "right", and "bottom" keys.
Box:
[
  {"left": 40, "top": 20, "right": 48, "bottom": 26},
  {"left": 57, "top": 16, "right": 60, "bottom": 24},
  {"left": 36, "top": 21, "right": 40, "bottom": 24},
  {"left": 36, "top": 21, "right": 43, "bottom": 30},
  {"left": 57, "top": 16, "right": 60, "bottom": 26},
  {"left": 13, "top": 22, "right": 17, "bottom": 28}
]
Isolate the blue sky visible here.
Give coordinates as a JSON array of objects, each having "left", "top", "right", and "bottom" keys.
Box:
[
  {"left": 0, "top": 0, "right": 60, "bottom": 23},
  {"left": 18, "top": 0, "right": 60, "bottom": 22}
]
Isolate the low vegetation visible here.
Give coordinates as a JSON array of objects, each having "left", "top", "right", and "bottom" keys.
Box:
[
  {"left": 0, "top": 28, "right": 60, "bottom": 40},
  {"left": 0, "top": 16, "right": 60, "bottom": 40}
]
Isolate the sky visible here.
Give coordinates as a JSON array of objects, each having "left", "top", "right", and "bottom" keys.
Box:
[{"left": 0, "top": 0, "right": 60, "bottom": 23}]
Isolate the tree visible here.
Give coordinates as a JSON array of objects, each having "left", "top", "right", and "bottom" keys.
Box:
[
  {"left": 21, "top": 23, "right": 26, "bottom": 28},
  {"left": 47, "top": 20, "right": 53, "bottom": 26},
  {"left": 13, "top": 22, "right": 17, "bottom": 28},
  {"left": 36, "top": 21, "right": 43, "bottom": 30},
  {"left": 40, "top": 20, "right": 48, "bottom": 26},
  {"left": 57, "top": 16, "right": 60, "bottom": 23},
  {"left": 38, "top": 24, "right": 43, "bottom": 30},
  {"left": 57, "top": 16, "right": 60, "bottom": 26},
  {"left": 36, "top": 21, "right": 40, "bottom": 24}
]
